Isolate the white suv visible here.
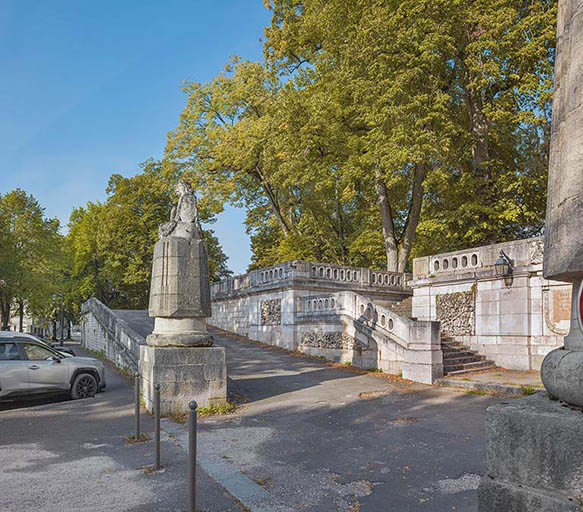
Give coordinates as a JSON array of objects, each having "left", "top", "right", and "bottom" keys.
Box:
[{"left": 0, "top": 332, "right": 106, "bottom": 400}]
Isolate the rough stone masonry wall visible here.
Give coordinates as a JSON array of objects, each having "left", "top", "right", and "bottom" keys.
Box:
[
  {"left": 81, "top": 298, "right": 144, "bottom": 373},
  {"left": 412, "top": 237, "right": 570, "bottom": 370}
]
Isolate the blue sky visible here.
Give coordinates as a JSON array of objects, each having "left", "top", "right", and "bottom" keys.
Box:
[{"left": 1, "top": 1, "right": 271, "bottom": 274}]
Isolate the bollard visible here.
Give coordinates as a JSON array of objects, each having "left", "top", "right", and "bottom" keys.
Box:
[
  {"left": 188, "top": 400, "right": 198, "bottom": 512},
  {"left": 154, "top": 383, "right": 161, "bottom": 470},
  {"left": 134, "top": 373, "right": 140, "bottom": 440}
]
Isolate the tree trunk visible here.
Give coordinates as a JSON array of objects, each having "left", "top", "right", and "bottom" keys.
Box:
[
  {"left": 67, "top": 320, "right": 72, "bottom": 340},
  {"left": 0, "top": 297, "right": 10, "bottom": 330},
  {"left": 51, "top": 320, "right": 57, "bottom": 341},
  {"left": 397, "top": 163, "right": 427, "bottom": 272},
  {"left": 375, "top": 168, "right": 399, "bottom": 271},
  {"left": 18, "top": 301, "right": 24, "bottom": 332},
  {"left": 254, "top": 165, "right": 292, "bottom": 236},
  {"left": 466, "top": 87, "right": 490, "bottom": 174}
]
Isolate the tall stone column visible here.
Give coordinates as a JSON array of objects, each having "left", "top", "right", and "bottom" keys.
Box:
[
  {"left": 479, "top": 2, "right": 583, "bottom": 510},
  {"left": 541, "top": 0, "right": 583, "bottom": 405},
  {"left": 139, "top": 180, "right": 227, "bottom": 415}
]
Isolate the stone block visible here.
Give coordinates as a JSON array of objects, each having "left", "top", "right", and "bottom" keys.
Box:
[
  {"left": 149, "top": 237, "right": 211, "bottom": 318},
  {"left": 479, "top": 393, "right": 583, "bottom": 511},
  {"left": 140, "top": 345, "right": 226, "bottom": 413}
]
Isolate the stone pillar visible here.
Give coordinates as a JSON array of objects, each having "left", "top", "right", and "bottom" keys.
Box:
[
  {"left": 139, "top": 181, "right": 227, "bottom": 415},
  {"left": 479, "top": 2, "right": 583, "bottom": 509}
]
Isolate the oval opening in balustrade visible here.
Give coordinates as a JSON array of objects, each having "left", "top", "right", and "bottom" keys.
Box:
[
  {"left": 452, "top": 257, "right": 458, "bottom": 269},
  {"left": 312, "top": 267, "right": 317, "bottom": 277},
  {"left": 388, "top": 318, "right": 394, "bottom": 330},
  {"left": 366, "top": 307, "right": 372, "bottom": 319},
  {"left": 334, "top": 269, "right": 338, "bottom": 279},
  {"left": 374, "top": 310, "right": 378, "bottom": 322},
  {"left": 324, "top": 298, "right": 329, "bottom": 309},
  {"left": 319, "top": 267, "right": 324, "bottom": 277},
  {"left": 318, "top": 299, "right": 324, "bottom": 310},
  {"left": 360, "top": 304, "right": 365, "bottom": 315},
  {"left": 443, "top": 259, "right": 449, "bottom": 270},
  {"left": 471, "top": 254, "right": 478, "bottom": 266},
  {"left": 327, "top": 268, "right": 331, "bottom": 278},
  {"left": 313, "top": 299, "right": 317, "bottom": 310},
  {"left": 462, "top": 255, "right": 468, "bottom": 267},
  {"left": 372, "top": 273, "right": 376, "bottom": 284},
  {"left": 383, "top": 275, "right": 388, "bottom": 285},
  {"left": 279, "top": 268, "right": 283, "bottom": 278},
  {"left": 340, "top": 270, "right": 345, "bottom": 279},
  {"left": 434, "top": 260, "right": 440, "bottom": 271},
  {"left": 330, "top": 298, "right": 335, "bottom": 308},
  {"left": 380, "top": 314, "right": 386, "bottom": 327}
]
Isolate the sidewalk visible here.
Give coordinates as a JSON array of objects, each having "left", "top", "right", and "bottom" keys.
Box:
[
  {"left": 0, "top": 344, "right": 244, "bottom": 512},
  {"left": 437, "top": 368, "right": 544, "bottom": 395}
]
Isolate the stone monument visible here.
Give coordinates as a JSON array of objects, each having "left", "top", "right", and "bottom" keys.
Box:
[
  {"left": 139, "top": 180, "right": 227, "bottom": 415},
  {"left": 479, "top": 1, "right": 583, "bottom": 509}
]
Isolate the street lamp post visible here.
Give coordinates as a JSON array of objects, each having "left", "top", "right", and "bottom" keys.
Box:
[{"left": 52, "top": 292, "right": 65, "bottom": 345}]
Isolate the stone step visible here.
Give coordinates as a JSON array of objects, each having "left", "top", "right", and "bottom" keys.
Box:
[
  {"left": 443, "top": 355, "right": 485, "bottom": 365},
  {"left": 442, "top": 349, "right": 478, "bottom": 358},
  {"left": 444, "top": 361, "right": 496, "bottom": 376}
]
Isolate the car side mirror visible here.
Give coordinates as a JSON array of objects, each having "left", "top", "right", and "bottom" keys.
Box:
[{"left": 49, "top": 355, "right": 61, "bottom": 363}]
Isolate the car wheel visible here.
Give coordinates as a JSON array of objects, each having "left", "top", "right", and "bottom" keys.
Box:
[{"left": 70, "top": 373, "right": 98, "bottom": 400}]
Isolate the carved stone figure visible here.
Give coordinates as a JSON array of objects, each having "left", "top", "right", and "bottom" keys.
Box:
[
  {"left": 139, "top": 180, "right": 226, "bottom": 415},
  {"left": 158, "top": 180, "right": 203, "bottom": 240}
]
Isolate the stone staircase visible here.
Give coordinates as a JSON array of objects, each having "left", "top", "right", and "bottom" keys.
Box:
[
  {"left": 441, "top": 336, "right": 496, "bottom": 375},
  {"left": 388, "top": 296, "right": 413, "bottom": 319}
]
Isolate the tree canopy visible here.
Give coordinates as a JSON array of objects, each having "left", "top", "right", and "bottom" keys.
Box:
[{"left": 167, "top": 0, "right": 556, "bottom": 271}]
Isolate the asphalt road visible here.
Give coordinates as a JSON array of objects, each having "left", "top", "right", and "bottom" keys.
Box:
[
  {"left": 0, "top": 344, "right": 244, "bottom": 512},
  {"left": 195, "top": 327, "right": 503, "bottom": 512},
  {"left": 1, "top": 319, "right": 505, "bottom": 512}
]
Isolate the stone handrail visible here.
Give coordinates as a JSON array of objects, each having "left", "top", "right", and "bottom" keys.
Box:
[
  {"left": 80, "top": 298, "right": 145, "bottom": 372},
  {"left": 212, "top": 260, "right": 411, "bottom": 300}
]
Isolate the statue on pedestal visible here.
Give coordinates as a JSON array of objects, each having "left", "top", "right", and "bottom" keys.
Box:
[
  {"left": 140, "top": 179, "right": 226, "bottom": 415},
  {"left": 147, "top": 179, "right": 212, "bottom": 347}
]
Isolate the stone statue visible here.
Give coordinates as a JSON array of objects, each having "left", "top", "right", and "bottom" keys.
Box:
[
  {"left": 541, "top": 0, "right": 583, "bottom": 408},
  {"left": 158, "top": 180, "right": 203, "bottom": 240},
  {"left": 147, "top": 179, "right": 212, "bottom": 346},
  {"left": 140, "top": 181, "right": 226, "bottom": 415}
]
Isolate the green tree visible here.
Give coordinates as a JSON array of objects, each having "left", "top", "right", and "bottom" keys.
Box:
[
  {"left": 67, "top": 161, "right": 231, "bottom": 309},
  {"left": 0, "top": 189, "right": 62, "bottom": 331}
]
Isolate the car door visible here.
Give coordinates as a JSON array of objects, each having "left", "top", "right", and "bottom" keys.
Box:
[
  {"left": 0, "top": 342, "right": 29, "bottom": 397},
  {"left": 22, "top": 343, "right": 70, "bottom": 392}
]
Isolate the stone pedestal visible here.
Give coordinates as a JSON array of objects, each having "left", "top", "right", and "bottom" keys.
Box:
[
  {"left": 140, "top": 344, "right": 227, "bottom": 415},
  {"left": 478, "top": 393, "right": 583, "bottom": 512}
]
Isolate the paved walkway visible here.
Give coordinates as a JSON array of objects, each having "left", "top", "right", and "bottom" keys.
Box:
[
  {"left": 2, "top": 322, "right": 519, "bottom": 512},
  {"left": 0, "top": 343, "right": 244, "bottom": 512},
  {"left": 194, "top": 327, "right": 505, "bottom": 512}
]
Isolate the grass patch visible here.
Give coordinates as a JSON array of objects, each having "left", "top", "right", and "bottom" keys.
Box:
[
  {"left": 369, "top": 368, "right": 383, "bottom": 373},
  {"left": 344, "top": 361, "right": 352, "bottom": 366},
  {"left": 168, "top": 401, "right": 239, "bottom": 423},
  {"left": 464, "top": 390, "right": 489, "bottom": 396},
  {"left": 461, "top": 377, "right": 471, "bottom": 381},
  {"left": 521, "top": 385, "right": 537, "bottom": 396},
  {"left": 125, "top": 433, "right": 150, "bottom": 443}
]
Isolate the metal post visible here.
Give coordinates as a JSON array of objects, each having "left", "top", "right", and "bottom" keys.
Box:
[
  {"left": 134, "top": 373, "right": 140, "bottom": 440},
  {"left": 188, "top": 400, "right": 198, "bottom": 512},
  {"left": 154, "top": 383, "right": 161, "bottom": 470}
]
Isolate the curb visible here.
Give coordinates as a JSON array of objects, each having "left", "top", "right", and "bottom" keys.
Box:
[
  {"left": 435, "top": 378, "right": 542, "bottom": 396},
  {"left": 160, "top": 418, "right": 293, "bottom": 512}
]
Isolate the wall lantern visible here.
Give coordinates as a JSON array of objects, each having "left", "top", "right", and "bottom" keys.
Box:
[{"left": 495, "top": 249, "right": 514, "bottom": 286}]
